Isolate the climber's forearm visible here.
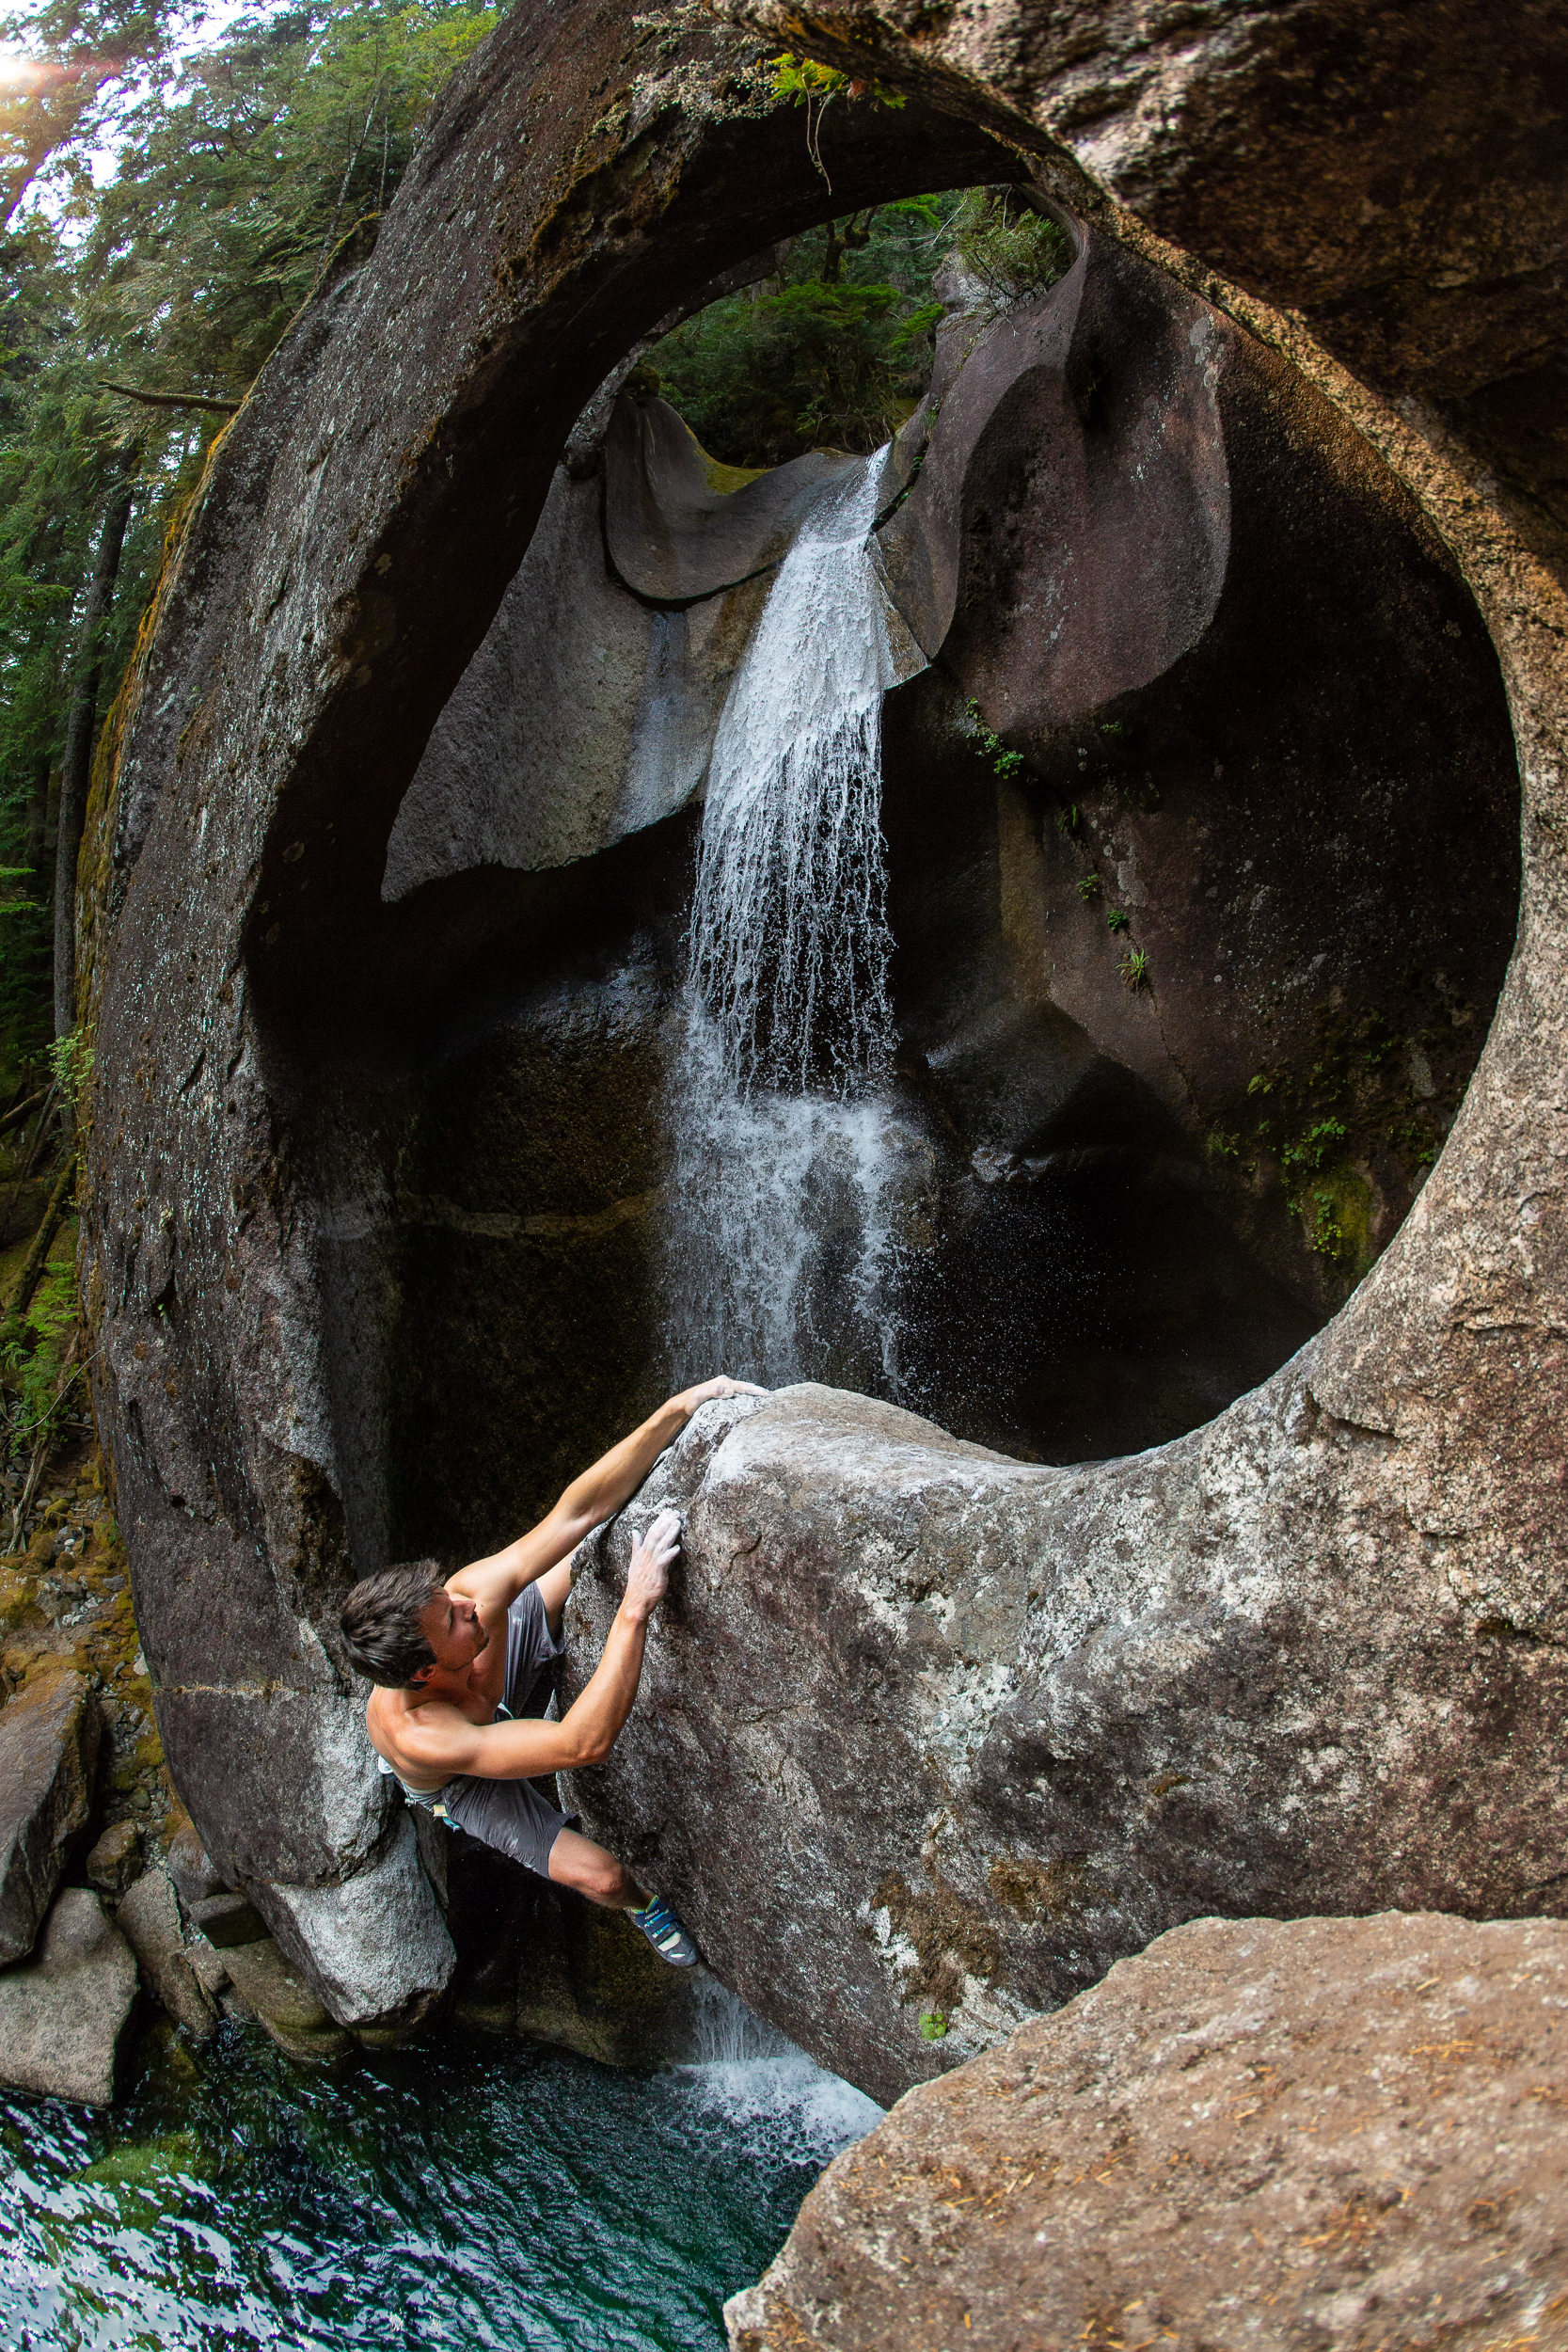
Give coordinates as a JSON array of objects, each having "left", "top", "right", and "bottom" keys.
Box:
[
  {"left": 450, "top": 1387, "right": 720, "bottom": 1613},
  {"left": 448, "top": 1600, "right": 652, "bottom": 1779}
]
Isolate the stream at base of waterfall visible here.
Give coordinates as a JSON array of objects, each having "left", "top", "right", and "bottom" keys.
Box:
[
  {"left": 1, "top": 1979, "right": 879, "bottom": 2351},
  {"left": 665, "top": 452, "right": 929, "bottom": 1392},
  {"left": 0, "top": 457, "right": 925, "bottom": 2352}
]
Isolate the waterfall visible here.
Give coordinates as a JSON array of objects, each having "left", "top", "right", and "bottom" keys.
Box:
[
  {"left": 666, "top": 454, "right": 926, "bottom": 1389},
  {"left": 673, "top": 1974, "right": 884, "bottom": 2158}
]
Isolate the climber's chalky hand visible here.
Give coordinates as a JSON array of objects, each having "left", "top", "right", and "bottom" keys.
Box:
[
  {"left": 681, "top": 1374, "right": 768, "bottom": 1410},
  {"left": 625, "top": 1508, "right": 682, "bottom": 1620}
]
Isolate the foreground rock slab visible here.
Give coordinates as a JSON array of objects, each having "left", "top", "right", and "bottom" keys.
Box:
[
  {"left": 0, "top": 1886, "right": 137, "bottom": 2106},
  {"left": 726, "top": 1912, "right": 1568, "bottom": 2352},
  {"left": 0, "top": 1669, "right": 101, "bottom": 1963}
]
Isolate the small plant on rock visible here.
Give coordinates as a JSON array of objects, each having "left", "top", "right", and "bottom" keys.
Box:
[
  {"left": 1280, "top": 1117, "right": 1348, "bottom": 1209},
  {"left": 1310, "top": 1189, "right": 1351, "bottom": 1260},
  {"left": 1120, "top": 946, "right": 1150, "bottom": 992},
  {"left": 963, "top": 699, "right": 1023, "bottom": 781},
  {"left": 1106, "top": 908, "right": 1130, "bottom": 933},
  {"left": 1078, "top": 872, "right": 1101, "bottom": 901},
  {"left": 918, "top": 2010, "right": 949, "bottom": 2041}
]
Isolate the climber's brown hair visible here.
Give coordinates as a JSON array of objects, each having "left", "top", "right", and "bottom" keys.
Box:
[{"left": 339, "top": 1559, "right": 447, "bottom": 1687}]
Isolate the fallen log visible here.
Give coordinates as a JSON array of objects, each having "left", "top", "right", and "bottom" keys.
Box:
[{"left": 4, "top": 1153, "right": 77, "bottom": 1327}]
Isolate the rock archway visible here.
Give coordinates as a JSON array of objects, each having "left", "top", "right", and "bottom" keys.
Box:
[{"left": 78, "top": 0, "right": 1566, "bottom": 2056}]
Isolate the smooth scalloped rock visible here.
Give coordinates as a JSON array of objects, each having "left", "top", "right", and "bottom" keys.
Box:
[{"left": 726, "top": 1912, "right": 1568, "bottom": 2351}]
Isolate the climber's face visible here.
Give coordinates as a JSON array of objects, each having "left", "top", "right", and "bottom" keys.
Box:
[{"left": 418, "top": 1584, "right": 490, "bottom": 1677}]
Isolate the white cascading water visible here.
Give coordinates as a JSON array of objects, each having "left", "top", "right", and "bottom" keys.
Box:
[
  {"left": 667, "top": 453, "right": 926, "bottom": 1388},
  {"left": 673, "top": 1974, "right": 883, "bottom": 2161}
]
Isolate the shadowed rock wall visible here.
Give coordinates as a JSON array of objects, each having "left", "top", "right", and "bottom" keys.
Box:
[{"left": 369, "top": 221, "right": 1519, "bottom": 1467}]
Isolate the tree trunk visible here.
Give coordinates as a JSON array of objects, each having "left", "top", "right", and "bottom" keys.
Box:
[
  {"left": 54, "top": 478, "right": 135, "bottom": 1041},
  {"left": 23, "top": 752, "right": 49, "bottom": 886}
]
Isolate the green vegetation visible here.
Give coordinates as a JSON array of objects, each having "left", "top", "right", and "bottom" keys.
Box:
[
  {"left": 1279, "top": 1116, "right": 1348, "bottom": 1209},
  {"left": 917, "top": 2009, "right": 949, "bottom": 2041},
  {"left": 649, "top": 198, "right": 945, "bottom": 468},
  {"left": 47, "top": 1024, "right": 91, "bottom": 1106},
  {"left": 3, "top": 1248, "right": 77, "bottom": 1438},
  {"left": 1078, "top": 871, "right": 1101, "bottom": 901},
  {"left": 0, "top": 0, "right": 496, "bottom": 1089},
  {"left": 646, "top": 184, "right": 1069, "bottom": 469},
  {"left": 1119, "top": 946, "right": 1149, "bottom": 992},
  {"left": 961, "top": 694, "right": 1024, "bottom": 783},
  {"left": 1106, "top": 907, "right": 1130, "bottom": 933},
  {"left": 947, "top": 186, "right": 1070, "bottom": 318}
]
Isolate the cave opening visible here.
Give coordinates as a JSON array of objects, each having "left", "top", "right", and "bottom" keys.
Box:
[{"left": 268, "top": 167, "right": 1520, "bottom": 1562}]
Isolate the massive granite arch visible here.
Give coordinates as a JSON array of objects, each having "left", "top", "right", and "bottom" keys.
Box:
[{"left": 76, "top": 0, "right": 1565, "bottom": 2044}]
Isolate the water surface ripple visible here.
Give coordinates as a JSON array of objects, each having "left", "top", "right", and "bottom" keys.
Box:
[{"left": 1, "top": 2020, "right": 879, "bottom": 2351}]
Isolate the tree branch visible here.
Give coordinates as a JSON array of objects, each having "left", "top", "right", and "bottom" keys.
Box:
[{"left": 98, "top": 379, "right": 239, "bottom": 414}]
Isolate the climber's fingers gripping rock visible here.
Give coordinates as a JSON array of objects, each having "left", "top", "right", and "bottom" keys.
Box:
[{"left": 626, "top": 1508, "right": 683, "bottom": 1617}]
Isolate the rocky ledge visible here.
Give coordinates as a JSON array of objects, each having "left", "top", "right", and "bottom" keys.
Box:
[
  {"left": 565, "top": 1379, "right": 1568, "bottom": 2108},
  {"left": 727, "top": 1911, "right": 1568, "bottom": 2350}
]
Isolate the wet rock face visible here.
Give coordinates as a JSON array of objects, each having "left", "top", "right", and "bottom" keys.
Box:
[
  {"left": 566, "top": 1387, "right": 1568, "bottom": 2107},
  {"left": 725, "top": 1912, "right": 1568, "bottom": 2351}
]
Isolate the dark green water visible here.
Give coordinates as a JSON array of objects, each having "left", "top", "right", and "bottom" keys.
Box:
[{"left": 1, "top": 2015, "right": 880, "bottom": 2350}]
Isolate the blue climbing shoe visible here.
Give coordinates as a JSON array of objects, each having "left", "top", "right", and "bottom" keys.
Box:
[{"left": 629, "top": 1896, "right": 698, "bottom": 1967}]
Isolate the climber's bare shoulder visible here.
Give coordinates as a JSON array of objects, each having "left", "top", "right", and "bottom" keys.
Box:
[{"left": 368, "top": 1678, "right": 571, "bottom": 1788}]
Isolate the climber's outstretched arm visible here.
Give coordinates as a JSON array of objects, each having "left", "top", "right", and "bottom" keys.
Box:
[{"left": 448, "top": 1375, "right": 765, "bottom": 1615}]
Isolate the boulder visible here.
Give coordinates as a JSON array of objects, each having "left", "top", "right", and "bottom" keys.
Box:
[
  {"left": 221, "top": 1932, "right": 354, "bottom": 2066},
  {"left": 154, "top": 1949, "right": 220, "bottom": 2046},
  {"left": 0, "top": 1886, "right": 137, "bottom": 2106},
  {"left": 726, "top": 1912, "right": 1568, "bottom": 2351},
  {"left": 164, "top": 1818, "right": 226, "bottom": 1910},
  {"left": 566, "top": 1384, "right": 1568, "bottom": 2106},
  {"left": 250, "top": 1812, "right": 453, "bottom": 2039},
  {"left": 114, "top": 1864, "right": 185, "bottom": 1980},
  {"left": 0, "top": 1668, "right": 100, "bottom": 1963},
  {"left": 84, "top": 1818, "right": 140, "bottom": 1896}
]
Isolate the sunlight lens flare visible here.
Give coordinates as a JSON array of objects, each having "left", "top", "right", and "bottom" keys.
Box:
[{"left": 0, "top": 47, "right": 97, "bottom": 92}]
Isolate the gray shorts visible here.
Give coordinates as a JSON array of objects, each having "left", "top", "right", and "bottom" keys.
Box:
[{"left": 441, "top": 1583, "right": 577, "bottom": 1880}]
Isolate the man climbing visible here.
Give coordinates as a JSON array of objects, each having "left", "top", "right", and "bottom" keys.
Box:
[{"left": 340, "top": 1375, "right": 762, "bottom": 1967}]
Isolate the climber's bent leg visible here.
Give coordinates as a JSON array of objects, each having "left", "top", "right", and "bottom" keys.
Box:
[
  {"left": 549, "top": 1833, "right": 698, "bottom": 1963},
  {"left": 547, "top": 1825, "right": 647, "bottom": 1909}
]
